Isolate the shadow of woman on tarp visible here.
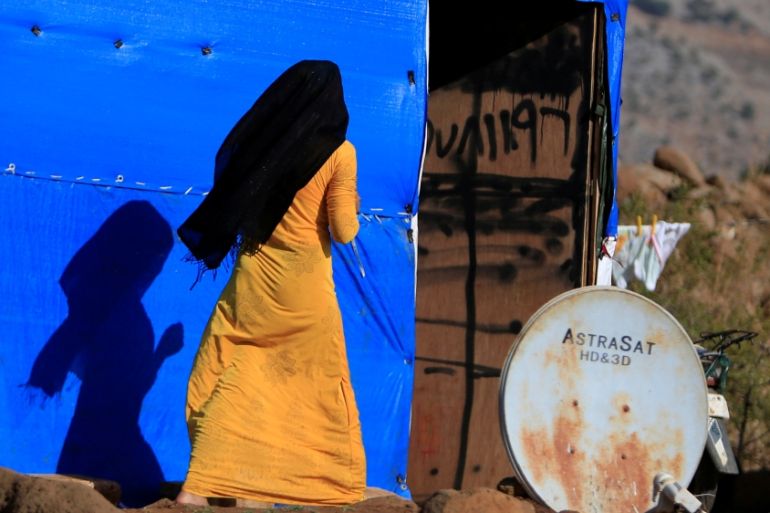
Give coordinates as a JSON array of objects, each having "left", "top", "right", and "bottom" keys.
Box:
[{"left": 26, "top": 200, "right": 183, "bottom": 507}]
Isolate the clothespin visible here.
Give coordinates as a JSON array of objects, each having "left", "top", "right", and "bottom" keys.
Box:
[
  {"left": 636, "top": 215, "right": 642, "bottom": 236},
  {"left": 649, "top": 214, "right": 663, "bottom": 261}
]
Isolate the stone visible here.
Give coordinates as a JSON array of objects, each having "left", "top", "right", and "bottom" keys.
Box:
[
  {"left": 635, "top": 163, "right": 685, "bottom": 193},
  {"left": 754, "top": 175, "right": 770, "bottom": 196},
  {"left": 347, "top": 494, "right": 420, "bottom": 513},
  {"left": 422, "top": 488, "right": 537, "bottom": 513},
  {"left": 0, "top": 466, "right": 118, "bottom": 513},
  {"left": 653, "top": 146, "right": 706, "bottom": 187},
  {"left": 616, "top": 163, "right": 667, "bottom": 207},
  {"left": 696, "top": 206, "right": 717, "bottom": 231},
  {"left": 706, "top": 174, "right": 728, "bottom": 190},
  {"left": 30, "top": 474, "right": 121, "bottom": 505},
  {"left": 685, "top": 185, "right": 714, "bottom": 201},
  {"left": 497, "top": 476, "right": 529, "bottom": 498},
  {"left": 495, "top": 478, "right": 561, "bottom": 513},
  {"left": 739, "top": 182, "right": 770, "bottom": 220}
]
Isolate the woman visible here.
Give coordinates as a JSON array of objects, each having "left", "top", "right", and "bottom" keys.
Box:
[{"left": 176, "top": 60, "right": 365, "bottom": 506}]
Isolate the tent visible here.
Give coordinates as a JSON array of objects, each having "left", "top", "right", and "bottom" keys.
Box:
[
  {"left": 0, "top": 0, "right": 626, "bottom": 506},
  {"left": 0, "top": 0, "right": 427, "bottom": 505}
]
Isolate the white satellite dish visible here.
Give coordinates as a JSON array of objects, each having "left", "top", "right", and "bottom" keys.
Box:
[{"left": 499, "top": 286, "right": 709, "bottom": 513}]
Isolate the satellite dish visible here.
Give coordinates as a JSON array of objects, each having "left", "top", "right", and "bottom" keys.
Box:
[{"left": 499, "top": 286, "right": 709, "bottom": 513}]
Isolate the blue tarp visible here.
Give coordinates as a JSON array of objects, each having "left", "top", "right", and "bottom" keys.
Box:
[
  {"left": 578, "top": 0, "right": 628, "bottom": 236},
  {"left": 0, "top": 0, "right": 426, "bottom": 505}
]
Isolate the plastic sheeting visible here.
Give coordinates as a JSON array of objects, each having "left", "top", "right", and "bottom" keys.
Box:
[
  {"left": 0, "top": 0, "right": 426, "bottom": 505},
  {"left": 578, "top": 0, "right": 628, "bottom": 237}
]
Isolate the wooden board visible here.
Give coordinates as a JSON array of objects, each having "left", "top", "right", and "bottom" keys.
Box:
[{"left": 409, "top": 6, "right": 605, "bottom": 499}]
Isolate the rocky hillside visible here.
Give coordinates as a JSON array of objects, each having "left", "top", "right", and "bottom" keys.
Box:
[
  {"left": 620, "top": 0, "right": 770, "bottom": 180},
  {"left": 617, "top": 145, "right": 770, "bottom": 474}
]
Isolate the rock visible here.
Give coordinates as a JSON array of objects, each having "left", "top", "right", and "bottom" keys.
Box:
[
  {"left": 132, "top": 498, "right": 178, "bottom": 510},
  {"left": 497, "top": 476, "right": 529, "bottom": 498},
  {"left": 754, "top": 175, "right": 770, "bottom": 196},
  {"left": 30, "top": 473, "right": 121, "bottom": 505},
  {"left": 617, "top": 163, "right": 668, "bottom": 207},
  {"left": 636, "top": 163, "right": 685, "bottom": 193},
  {"left": 653, "top": 146, "right": 706, "bottom": 187},
  {"left": 363, "top": 487, "right": 408, "bottom": 500},
  {"left": 422, "top": 488, "right": 537, "bottom": 513},
  {"left": 739, "top": 182, "right": 770, "bottom": 220},
  {"left": 347, "top": 495, "right": 420, "bottom": 513},
  {"left": 696, "top": 206, "right": 717, "bottom": 231},
  {"left": 739, "top": 202, "right": 769, "bottom": 221},
  {"left": 685, "top": 185, "right": 713, "bottom": 201},
  {"left": 0, "top": 466, "right": 119, "bottom": 513},
  {"left": 706, "top": 174, "right": 728, "bottom": 190}
]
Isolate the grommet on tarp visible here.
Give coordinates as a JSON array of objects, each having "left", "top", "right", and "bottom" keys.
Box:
[
  {"left": 30, "top": 25, "right": 42, "bottom": 37},
  {"left": 113, "top": 39, "right": 124, "bottom": 49},
  {"left": 611, "top": 12, "right": 621, "bottom": 21},
  {"left": 115, "top": 174, "right": 124, "bottom": 183},
  {"left": 407, "top": 70, "right": 415, "bottom": 85},
  {"left": 396, "top": 474, "right": 408, "bottom": 491},
  {"left": 201, "top": 46, "right": 213, "bottom": 56},
  {"left": 4, "top": 163, "right": 16, "bottom": 174}
]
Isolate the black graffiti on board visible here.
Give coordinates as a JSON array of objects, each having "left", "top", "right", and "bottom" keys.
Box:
[
  {"left": 419, "top": 173, "right": 577, "bottom": 239},
  {"left": 426, "top": 101, "right": 571, "bottom": 163}
]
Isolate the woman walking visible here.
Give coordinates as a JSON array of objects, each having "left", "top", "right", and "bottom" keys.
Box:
[{"left": 175, "top": 60, "right": 365, "bottom": 507}]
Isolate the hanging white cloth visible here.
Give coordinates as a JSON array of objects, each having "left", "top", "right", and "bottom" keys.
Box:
[{"left": 612, "top": 221, "right": 690, "bottom": 291}]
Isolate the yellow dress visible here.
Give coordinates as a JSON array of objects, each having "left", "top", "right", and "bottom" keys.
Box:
[{"left": 183, "top": 141, "right": 365, "bottom": 505}]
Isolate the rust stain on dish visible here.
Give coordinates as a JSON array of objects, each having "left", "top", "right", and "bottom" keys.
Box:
[
  {"left": 593, "top": 430, "right": 687, "bottom": 513},
  {"left": 594, "top": 432, "right": 654, "bottom": 513},
  {"left": 521, "top": 409, "right": 586, "bottom": 508}
]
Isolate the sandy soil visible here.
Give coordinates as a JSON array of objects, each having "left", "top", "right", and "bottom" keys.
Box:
[{"left": 0, "top": 467, "right": 547, "bottom": 513}]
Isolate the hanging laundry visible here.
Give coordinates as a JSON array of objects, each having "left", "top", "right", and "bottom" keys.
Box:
[
  {"left": 612, "top": 220, "right": 690, "bottom": 291},
  {"left": 596, "top": 236, "right": 616, "bottom": 286}
]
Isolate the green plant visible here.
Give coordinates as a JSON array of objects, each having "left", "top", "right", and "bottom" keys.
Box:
[{"left": 618, "top": 185, "right": 770, "bottom": 470}]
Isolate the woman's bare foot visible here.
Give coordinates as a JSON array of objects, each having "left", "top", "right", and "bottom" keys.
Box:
[{"left": 176, "top": 490, "right": 209, "bottom": 506}]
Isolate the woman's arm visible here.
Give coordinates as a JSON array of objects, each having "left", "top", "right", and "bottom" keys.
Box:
[{"left": 327, "top": 143, "right": 360, "bottom": 244}]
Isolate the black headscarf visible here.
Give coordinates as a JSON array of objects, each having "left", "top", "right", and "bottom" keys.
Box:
[{"left": 178, "top": 60, "right": 349, "bottom": 270}]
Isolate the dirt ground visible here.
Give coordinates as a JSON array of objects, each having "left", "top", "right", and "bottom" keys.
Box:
[
  {"left": 4, "top": 461, "right": 770, "bottom": 513},
  {"left": 129, "top": 496, "right": 422, "bottom": 513},
  {"left": 0, "top": 467, "right": 547, "bottom": 513}
]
